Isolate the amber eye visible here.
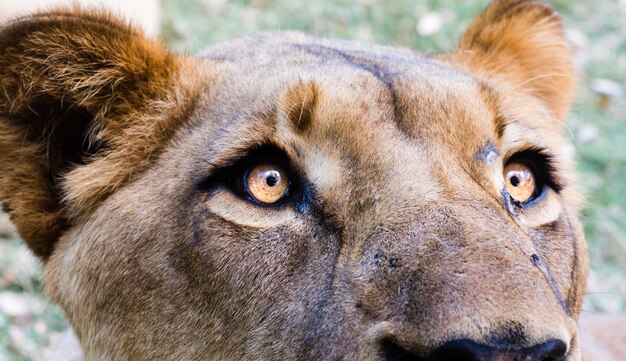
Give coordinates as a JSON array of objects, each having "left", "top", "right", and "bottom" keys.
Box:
[
  {"left": 245, "top": 163, "right": 290, "bottom": 204},
  {"left": 504, "top": 162, "right": 537, "bottom": 203}
]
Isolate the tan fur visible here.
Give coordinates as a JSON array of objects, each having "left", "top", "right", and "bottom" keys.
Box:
[{"left": 0, "top": 1, "right": 622, "bottom": 360}]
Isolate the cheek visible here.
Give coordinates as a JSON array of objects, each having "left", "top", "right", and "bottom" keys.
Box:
[
  {"left": 42, "top": 230, "right": 83, "bottom": 311},
  {"left": 177, "top": 212, "right": 341, "bottom": 322}
]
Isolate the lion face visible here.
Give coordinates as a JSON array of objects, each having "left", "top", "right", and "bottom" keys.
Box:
[{"left": 0, "top": 1, "right": 588, "bottom": 360}]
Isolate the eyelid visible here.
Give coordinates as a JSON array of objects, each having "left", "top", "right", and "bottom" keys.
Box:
[
  {"left": 195, "top": 142, "right": 286, "bottom": 183},
  {"left": 197, "top": 145, "right": 300, "bottom": 208},
  {"left": 504, "top": 147, "right": 563, "bottom": 193}
]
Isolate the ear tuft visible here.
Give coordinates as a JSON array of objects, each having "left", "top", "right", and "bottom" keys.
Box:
[{"left": 455, "top": 0, "right": 574, "bottom": 119}]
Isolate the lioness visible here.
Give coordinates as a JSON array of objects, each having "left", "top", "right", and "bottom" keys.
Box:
[{"left": 0, "top": 0, "right": 624, "bottom": 360}]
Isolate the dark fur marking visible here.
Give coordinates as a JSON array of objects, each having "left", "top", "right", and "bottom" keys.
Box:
[
  {"left": 531, "top": 253, "right": 572, "bottom": 317},
  {"left": 292, "top": 44, "right": 409, "bottom": 136},
  {"left": 478, "top": 82, "right": 507, "bottom": 139},
  {"left": 489, "top": 320, "right": 528, "bottom": 347},
  {"left": 284, "top": 81, "right": 318, "bottom": 134},
  {"left": 560, "top": 208, "right": 580, "bottom": 311}
]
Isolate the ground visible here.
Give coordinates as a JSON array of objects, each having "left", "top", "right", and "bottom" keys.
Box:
[{"left": 1, "top": 0, "right": 625, "bottom": 360}]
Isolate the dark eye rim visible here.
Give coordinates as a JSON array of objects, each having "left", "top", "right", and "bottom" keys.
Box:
[
  {"left": 503, "top": 147, "right": 560, "bottom": 208},
  {"left": 197, "top": 145, "right": 301, "bottom": 208}
]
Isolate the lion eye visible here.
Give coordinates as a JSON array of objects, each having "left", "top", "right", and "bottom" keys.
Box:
[
  {"left": 504, "top": 162, "right": 537, "bottom": 203},
  {"left": 245, "top": 163, "right": 290, "bottom": 204}
]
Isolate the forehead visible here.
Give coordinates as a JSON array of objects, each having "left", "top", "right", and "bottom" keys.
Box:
[{"left": 197, "top": 32, "right": 500, "bottom": 160}]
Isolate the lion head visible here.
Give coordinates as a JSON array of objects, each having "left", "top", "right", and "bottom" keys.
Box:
[{"left": 0, "top": 1, "right": 588, "bottom": 360}]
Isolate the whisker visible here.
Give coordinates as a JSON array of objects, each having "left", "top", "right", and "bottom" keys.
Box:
[
  {"left": 582, "top": 291, "right": 623, "bottom": 296},
  {"left": 580, "top": 309, "right": 602, "bottom": 315},
  {"left": 545, "top": 112, "right": 575, "bottom": 140},
  {"left": 509, "top": 73, "right": 581, "bottom": 91}
]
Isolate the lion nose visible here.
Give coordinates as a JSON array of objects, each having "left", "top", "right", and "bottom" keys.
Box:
[
  {"left": 428, "top": 338, "right": 568, "bottom": 361},
  {"left": 380, "top": 338, "right": 568, "bottom": 361}
]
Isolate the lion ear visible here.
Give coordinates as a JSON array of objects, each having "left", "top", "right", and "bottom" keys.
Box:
[
  {"left": 0, "top": 9, "right": 196, "bottom": 258},
  {"left": 455, "top": 0, "right": 574, "bottom": 119}
]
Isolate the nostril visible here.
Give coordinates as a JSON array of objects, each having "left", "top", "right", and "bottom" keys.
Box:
[
  {"left": 532, "top": 339, "right": 568, "bottom": 360},
  {"left": 429, "top": 340, "right": 484, "bottom": 361},
  {"left": 380, "top": 339, "right": 424, "bottom": 361},
  {"left": 429, "top": 338, "right": 568, "bottom": 361}
]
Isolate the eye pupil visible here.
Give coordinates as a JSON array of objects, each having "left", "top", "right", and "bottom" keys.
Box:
[
  {"left": 266, "top": 176, "right": 278, "bottom": 187},
  {"left": 510, "top": 175, "right": 520, "bottom": 187}
]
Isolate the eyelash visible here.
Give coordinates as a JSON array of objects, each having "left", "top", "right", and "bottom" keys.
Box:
[
  {"left": 198, "top": 146, "right": 301, "bottom": 207},
  {"left": 505, "top": 147, "right": 561, "bottom": 193},
  {"left": 501, "top": 147, "right": 561, "bottom": 210}
]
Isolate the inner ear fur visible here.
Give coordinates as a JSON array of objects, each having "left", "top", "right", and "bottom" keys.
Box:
[
  {"left": 454, "top": 0, "right": 574, "bottom": 119},
  {"left": 0, "top": 9, "right": 202, "bottom": 258}
]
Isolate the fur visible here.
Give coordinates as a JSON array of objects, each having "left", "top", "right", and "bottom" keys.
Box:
[{"left": 0, "top": 1, "right": 623, "bottom": 360}]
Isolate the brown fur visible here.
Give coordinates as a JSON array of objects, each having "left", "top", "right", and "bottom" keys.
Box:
[
  {"left": 0, "top": 8, "right": 207, "bottom": 257},
  {"left": 0, "top": 1, "right": 622, "bottom": 360},
  {"left": 455, "top": 0, "right": 575, "bottom": 119}
]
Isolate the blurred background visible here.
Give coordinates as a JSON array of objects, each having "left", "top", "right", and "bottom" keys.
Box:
[{"left": 1, "top": 0, "right": 625, "bottom": 360}]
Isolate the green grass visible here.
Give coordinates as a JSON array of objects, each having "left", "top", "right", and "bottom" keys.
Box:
[
  {"left": 1, "top": 0, "right": 625, "bottom": 359},
  {"left": 162, "top": 0, "right": 489, "bottom": 54},
  {"left": 0, "top": 237, "right": 66, "bottom": 361}
]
